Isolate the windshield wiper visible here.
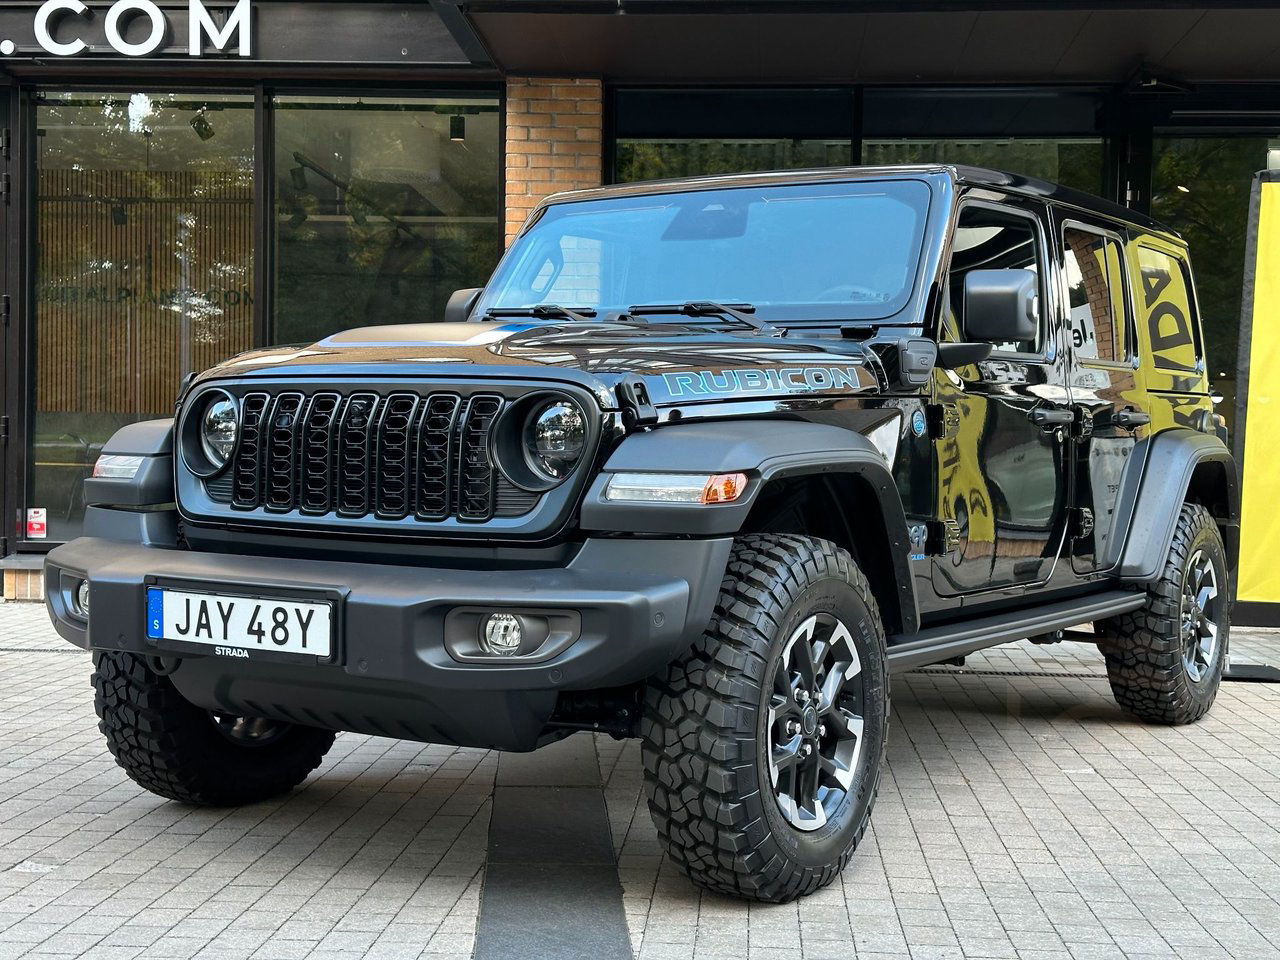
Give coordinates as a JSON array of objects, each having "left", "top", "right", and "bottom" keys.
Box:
[
  {"left": 626, "top": 301, "right": 781, "bottom": 336},
  {"left": 484, "top": 304, "right": 598, "bottom": 323}
]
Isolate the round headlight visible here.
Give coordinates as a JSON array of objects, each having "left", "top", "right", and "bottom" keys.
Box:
[
  {"left": 200, "top": 395, "right": 239, "bottom": 467},
  {"left": 524, "top": 400, "right": 586, "bottom": 481}
]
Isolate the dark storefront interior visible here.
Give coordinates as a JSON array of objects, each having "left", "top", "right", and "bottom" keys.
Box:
[{"left": 26, "top": 87, "right": 500, "bottom": 543}]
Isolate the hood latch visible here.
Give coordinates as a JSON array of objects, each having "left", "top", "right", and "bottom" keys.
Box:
[{"left": 618, "top": 377, "right": 658, "bottom": 430}]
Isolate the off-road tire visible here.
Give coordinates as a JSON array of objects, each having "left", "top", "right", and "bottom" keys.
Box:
[
  {"left": 641, "top": 534, "right": 889, "bottom": 902},
  {"left": 1099, "top": 503, "right": 1229, "bottom": 724},
  {"left": 93, "top": 651, "right": 336, "bottom": 805}
]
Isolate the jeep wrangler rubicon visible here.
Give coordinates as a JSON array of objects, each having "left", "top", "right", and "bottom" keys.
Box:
[{"left": 45, "top": 165, "right": 1239, "bottom": 903}]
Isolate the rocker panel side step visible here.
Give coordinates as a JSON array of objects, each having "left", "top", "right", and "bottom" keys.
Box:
[{"left": 885, "top": 590, "right": 1145, "bottom": 673}]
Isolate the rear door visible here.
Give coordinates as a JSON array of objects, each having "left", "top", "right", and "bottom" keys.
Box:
[{"left": 1056, "top": 215, "right": 1149, "bottom": 574}]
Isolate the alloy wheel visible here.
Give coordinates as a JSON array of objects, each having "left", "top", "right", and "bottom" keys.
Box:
[
  {"left": 1180, "top": 548, "right": 1220, "bottom": 683},
  {"left": 766, "top": 613, "right": 866, "bottom": 832}
]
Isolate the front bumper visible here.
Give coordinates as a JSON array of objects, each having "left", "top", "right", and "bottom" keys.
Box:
[{"left": 46, "top": 535, "right": 730, "bottom": 750}]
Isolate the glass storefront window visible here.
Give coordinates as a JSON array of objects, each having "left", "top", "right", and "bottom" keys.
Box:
[
  {"left": 861, "top": 138, "right": 1105, "bottom": 195},
  {"left": 272, "top": 96, "right": 500, "bottom": 345},
  {"left": 614, "top": 139, "right": 853, "bottom": 183},
  {"left": 1151, "top": 136, "right": 1280, "bottom": 430},
  {"left": 30, "top": 91, "right": 254, "bottom": 543}
]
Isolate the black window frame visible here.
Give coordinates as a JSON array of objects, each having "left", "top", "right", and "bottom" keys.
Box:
[{"left": 945, "top": 196, "right": 1054, "bottom": 364}]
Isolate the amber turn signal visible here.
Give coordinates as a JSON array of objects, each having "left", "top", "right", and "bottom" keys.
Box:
[{"left": 702, "top": 473, "right": 748, "bottom": 504}]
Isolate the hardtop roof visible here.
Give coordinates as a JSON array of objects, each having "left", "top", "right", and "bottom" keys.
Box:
[{"left": 536, "top": 163, "right": 1182, "bottom": 245}]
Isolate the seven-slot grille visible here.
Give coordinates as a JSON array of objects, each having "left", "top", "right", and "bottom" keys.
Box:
[{"left": 216, "top": 389, "right": 529, "bottom": 524}]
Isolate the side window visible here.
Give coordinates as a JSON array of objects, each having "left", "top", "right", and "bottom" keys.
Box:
[
  {"left": 1135, "top": 245, "right": 1203, "bottom": 376},
  {"left": 948, "top": 205, "right": 1043, "bottom": 354},
  {"left": 1063, "top": 227, "right": 1127, "bottom": 363}
]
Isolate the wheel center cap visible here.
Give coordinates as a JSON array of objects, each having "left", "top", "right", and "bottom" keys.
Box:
[{"left": 801, "top": 707, "right": 818, "bottom": 737}]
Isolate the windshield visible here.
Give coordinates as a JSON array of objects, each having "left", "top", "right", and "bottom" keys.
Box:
[{"left": 476, "top": 179, "right": 932, "bottom": 325}]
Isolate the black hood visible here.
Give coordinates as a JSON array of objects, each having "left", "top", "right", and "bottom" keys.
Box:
[{"left": 194, "top": 319, "right": 886, "bottom": 408}]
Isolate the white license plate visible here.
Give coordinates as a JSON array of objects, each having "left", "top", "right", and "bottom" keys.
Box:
[{"left": 146, "top": 587, "right": 333, "bottom": 659}]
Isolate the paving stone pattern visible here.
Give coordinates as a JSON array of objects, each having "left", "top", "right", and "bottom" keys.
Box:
[{"left": 2, "top": 599, "right": 1279, "bottom": 959}]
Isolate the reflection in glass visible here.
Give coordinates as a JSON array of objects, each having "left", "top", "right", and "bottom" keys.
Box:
[
  {"left": 272, "top": 96, "right": 500, "bottom": 345},
  {"left": 615, "top": 139, "right": 852, "bottom": 183},
  {"left": 31, "top": 91, "right": 254, "bottom": 543},
  {"left": 862, "top": 138, "right": 1105, "bottom": 196},
  {"left": 479, "top": 180, "right": 931, "bottom": 324},
  {"left": 1151, "top": 136, "right": 1280, "bottom": 429}
]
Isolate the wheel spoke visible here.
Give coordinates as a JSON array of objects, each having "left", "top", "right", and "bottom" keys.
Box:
[
  {"left": 797, "top": 632, "right": 820, "bottom": 688},
  {"left": 819, "top": 752, "right": 855, "bottom": 790},
  {"left": 817, "top": 668, "right": 847, "bottom": 714},
  {"left": 828, "top": 707, "right": 864, "bottom": 741},
  {"left": 771, "top": 734, "right": 804, "bottom": 781}
]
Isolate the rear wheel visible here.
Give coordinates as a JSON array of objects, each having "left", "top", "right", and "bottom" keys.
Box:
[
  {"left": 641, "top": 535, "right": 888, "bottom": 902},
  {"left": 93, "top": 651, "right": 335, "bottom": 805},
  {"left": 1099, "top": 503, "right": 1229, "bottom": 724}
]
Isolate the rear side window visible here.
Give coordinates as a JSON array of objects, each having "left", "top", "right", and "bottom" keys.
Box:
[
  {"left": 1135, "top": 245, "right": 1204, "bottom": 377},
  {"left": 1063, "top": 227, "right": 1128, "bottom": 363}
]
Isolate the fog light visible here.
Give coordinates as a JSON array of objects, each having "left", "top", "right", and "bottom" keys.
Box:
[
  {"left": 482, "top": 614, "right": 523, "bottom": 657},
  {"left": 76, "top": 580, "right": 91, "bottom": 617}
]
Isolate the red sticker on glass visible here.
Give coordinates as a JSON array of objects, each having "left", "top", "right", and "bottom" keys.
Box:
[{"left": 26, "top": 508, "right": 47, "bottom": 540}]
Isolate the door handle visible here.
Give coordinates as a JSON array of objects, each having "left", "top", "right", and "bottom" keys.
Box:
[
  {"left": 1112, "top": 408, "right": 1151, "bottom": 429},
  {"left": 1030, "top": 407, "right": 1074, "bottom": 430}
]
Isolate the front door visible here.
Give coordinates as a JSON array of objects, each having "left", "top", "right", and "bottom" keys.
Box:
[
  {"left": 932, "top": 199, "right": 1073, "bottom": 596},
  {"left": 1057, "top": 217, "right": 1148, "bottom": 574}
]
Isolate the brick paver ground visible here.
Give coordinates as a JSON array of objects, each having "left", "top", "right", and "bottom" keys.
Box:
[{"left": 3, "top": 598, "right": 1279, "bottom": 960}]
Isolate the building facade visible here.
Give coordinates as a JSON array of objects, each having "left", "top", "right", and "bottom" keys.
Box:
[{"left": 2, "top": 1, "right": 1278, "bottom": 621}]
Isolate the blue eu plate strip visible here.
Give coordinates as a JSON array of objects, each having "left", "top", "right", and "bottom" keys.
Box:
[{"left": 146, "top": 588, "right": 164, "bottom": 640}]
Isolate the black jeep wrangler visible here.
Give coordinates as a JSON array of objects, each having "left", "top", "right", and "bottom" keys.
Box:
[{"left": 45, "top": 165, "right": 1239, "bottom": 903}]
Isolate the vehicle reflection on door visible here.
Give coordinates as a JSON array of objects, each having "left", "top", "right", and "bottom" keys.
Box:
[{"left": 932, "top": 357, "right": 1071, "bottom": 595}]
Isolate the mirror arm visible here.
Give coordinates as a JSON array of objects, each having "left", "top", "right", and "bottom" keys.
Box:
[{"left": 937, "top": 341, "right": 993, "bottom": 369}]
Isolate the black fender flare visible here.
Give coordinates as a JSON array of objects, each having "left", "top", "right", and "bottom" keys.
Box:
[
  {"left": 82, "top": 418, "right": 175, "bottom": 508},
  {"left": 1113, "top": 428, "right": 1240, "bottom": 583},
  {"left": 580, "top": 419, "right": 919, "bottom": 633}
]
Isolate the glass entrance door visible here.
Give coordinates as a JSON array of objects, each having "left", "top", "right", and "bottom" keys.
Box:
[{"left": 28, "top": 91, "right": 254, "bottom": 543}]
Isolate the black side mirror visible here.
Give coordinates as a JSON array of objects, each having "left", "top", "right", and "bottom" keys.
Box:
[
  {"left": 963, "top": 268, "right": 1038, "bottom": 345},
  {"left": 445, "top": 287, "right": 482, "bottom": 324}
]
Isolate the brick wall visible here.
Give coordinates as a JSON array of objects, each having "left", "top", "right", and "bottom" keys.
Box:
[
  {"left": 1066, "top": 231, "right": 1117, "bottom": 361},
  {"left": 504, "top": 78, "right": 603, "bottom": 245},
  {"left": 3, "top": 569, "right": 44, "bottom": 602}
]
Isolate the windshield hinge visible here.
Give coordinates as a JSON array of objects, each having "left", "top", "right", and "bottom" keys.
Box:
[
  {"left": 926, "top": 403, "right": 960, "bottom": 440},
  {"left": 617, "top": 377, "right": 658, "bottom": 429}
]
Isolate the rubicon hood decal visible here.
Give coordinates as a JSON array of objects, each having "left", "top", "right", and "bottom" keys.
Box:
[{"left": 662, "top": 365, "right": 869, "bottom": 399}]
